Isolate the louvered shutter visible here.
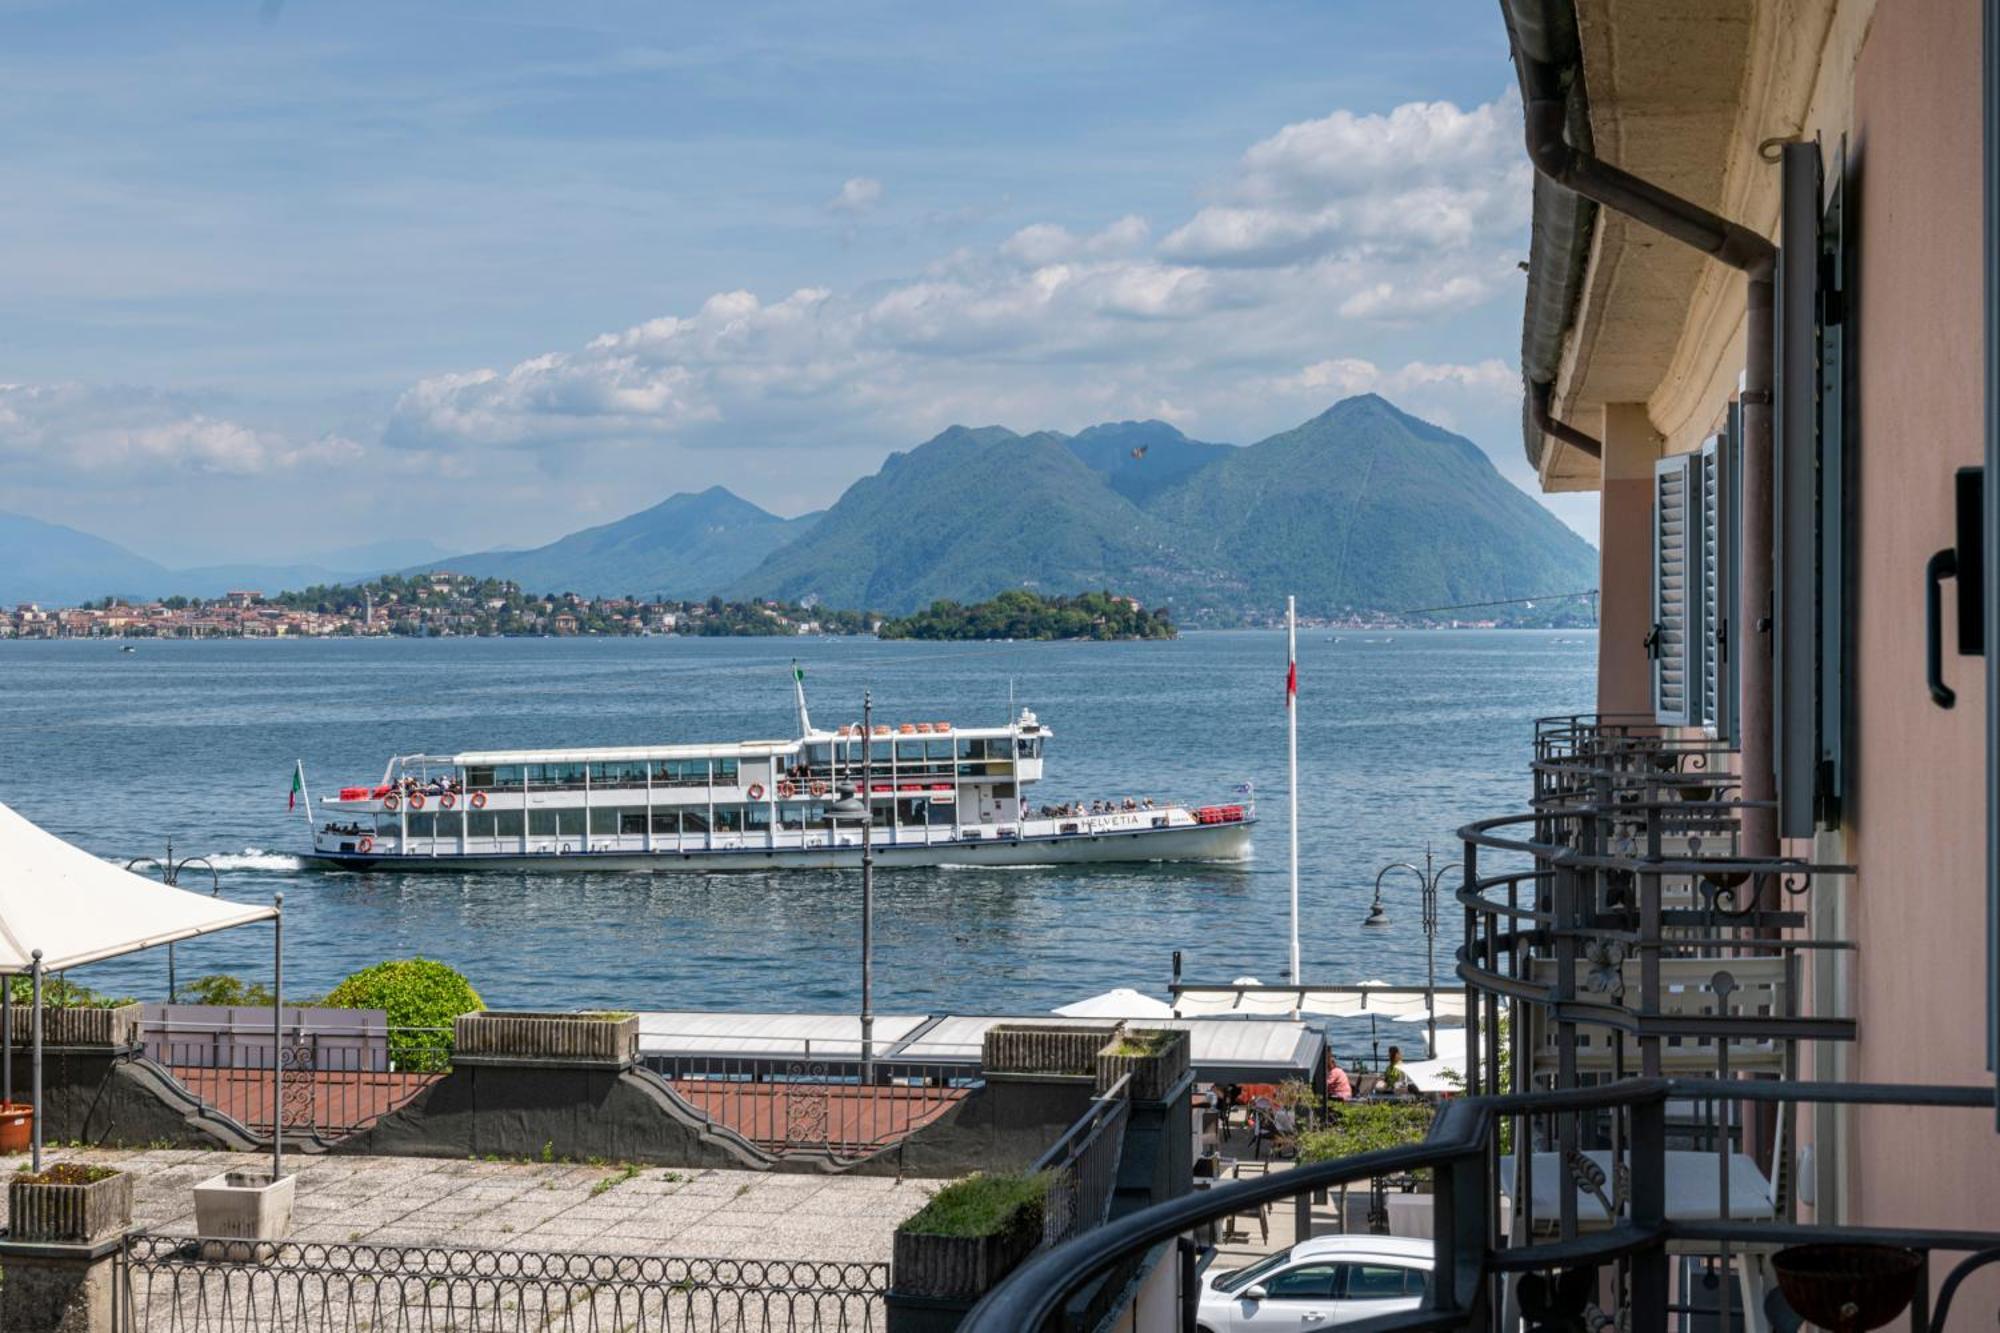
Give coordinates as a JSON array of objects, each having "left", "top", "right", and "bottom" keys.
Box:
[
  {"left": 1702, "top": 423, "right": 1738, "bottom": 742},
  {"left": 1652, "top": 453, "right": 1701, "bottom": 727}
]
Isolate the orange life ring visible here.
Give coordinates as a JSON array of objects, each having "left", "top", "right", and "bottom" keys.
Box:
[
  {"left": 408, "top": 792, "right": 426, "bottom": 810},
  {"left": 439, "top": 792, "right": 457, "bottom": 809},
  {"left": 470, "top": 791, "right": 488, "bottom": 809},
  {"left": 358, "top": 836, "right": 375, "bottom": 853},
  {"left": 747, "top": 783, "right": 765, "bottom": 801},
  {"left": 382, "top": 793, "right": 400, "bottom": 812},
  {"left": 810, "top": 780, "right": 828, "bottom": 797},
  {"left": 777, "top": 780, "right": 796, "bottom": 799}
]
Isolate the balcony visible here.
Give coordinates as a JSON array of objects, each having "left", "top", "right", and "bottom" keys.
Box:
[{"left": 961, "top": 717, "right": 2000, "bottom": 1332}]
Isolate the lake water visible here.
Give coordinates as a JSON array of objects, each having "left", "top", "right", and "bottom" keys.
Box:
[{"left": 0, "top": 631, "right": 1590, "bottom": 1046}]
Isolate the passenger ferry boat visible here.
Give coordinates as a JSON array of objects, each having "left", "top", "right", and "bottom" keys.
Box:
[{"left": 301, "top": 681, "right": 1253, "bottom": 871}]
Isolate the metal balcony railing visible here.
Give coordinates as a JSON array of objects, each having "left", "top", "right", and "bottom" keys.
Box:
[{"left": 960, "top": 1078, "right": 2000, "bottom": 1333}]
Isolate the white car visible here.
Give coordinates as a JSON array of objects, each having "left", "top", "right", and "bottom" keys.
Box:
[{"left": 1196, "top": 1234, "right": 1434, "bottom": 1331}]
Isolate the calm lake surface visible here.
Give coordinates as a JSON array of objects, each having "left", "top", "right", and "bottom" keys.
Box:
[{"left": 0, "top": 631, "right": 1590, "bottom": 1038}]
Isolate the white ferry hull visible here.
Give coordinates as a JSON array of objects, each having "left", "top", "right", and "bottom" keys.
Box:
[{"left": 303, "top": 817, "right": 1253, "bottom": 873}]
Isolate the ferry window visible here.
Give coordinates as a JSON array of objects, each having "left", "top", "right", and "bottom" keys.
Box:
[
  {"left": 492, "top": 766, "right": 523, "bottom": 790},
  {"left": 548, "top": 763, "right": 587, "bottom": 789},
  {"left": 806, "top": 743, "right": 832, "bottom": 767},
  {"left": 713, "top": 759, "right": 739, "bottom": 787},
  {"left": 374, "top": 815, "right": 401, "bottom": 839},
  {"left": 744, "top": 806, "right": 771, "bottom": 831},
  {"left": 409, "top": 813, "right": 436, "bottom": 838},
  {"left": 895, "top": 740, "right": 923, "bottom": 763},
  {"left": 494, "top": 810, "right": 524, "bottom": 838},
  {"left": 651, "top": 810, "right": 679, "bottom": 835},
  {"left": 682, "top": 809, "right": 710, "bottom": 834},
  {"left": 435, "top": 811, "right": 463, "bottom": 838},
  {"left": 557, "top": 808, "right": 585, "bottom": 838},
  {"left": 778, "top": 804, "right": 808, "bottom": 830},
  {"left": 956, "top": 739, "right": 982, "bottom": 760},
  {"left": 926, "top": 739, "right": 953, "bottom": 761},
  {"left": 530, "top": 810, "right": 558, "bottom": 838},
  {"left": 590, "top": 807, "right": 621, "bottom": 836},
  {"left": 995, "top": 783, "right": 1016, "bottom": 798},
  {"left": 468, "top": 811, "right": 497, "bottom": 838},
  {"left": 1016, "top": 737, "right": 1041, "bottom": 759},
  {"left": 620, "top": 811, "right": 649, "bottom": 835},
  {"left": 465, "top": 766, "right": 495, "bottom": 790},
  {"left": 714, "top": 807, "right": 743, "bottom": 833}
]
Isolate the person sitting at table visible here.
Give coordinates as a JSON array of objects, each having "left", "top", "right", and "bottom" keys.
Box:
[
  {"left": 1325, "top": 1052, "right": 1354, "bottom": 1101},
  {"left": 1382, "top": 1045, "right": 1410, "bottom": 1092}
]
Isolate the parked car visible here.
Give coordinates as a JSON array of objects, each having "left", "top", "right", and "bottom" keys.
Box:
[{"left": 1196, "top": 1234, "right": 1433, "bottom": 1330}]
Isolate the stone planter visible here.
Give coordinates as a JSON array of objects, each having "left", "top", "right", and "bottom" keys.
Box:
[
  {"left": 982, "top": 1024, "right": 1119, "bottom": 1077},
  {"left": 892, "top": 1207, "right": 1043, "bottom": 1301},
  {"left": 455, "top": 1011, "right": 639, "bottom": 1065},
  {"left": 193, "top": 1170, "right": 295, "bottom": 1256},
  {"left": 1095, "top": 1028, "right": 1190, "bottom": 1101},
  {"left": 7, "top": 1003, "right": 142, "bottom": 1049},
  {"left": 9, "top": 1166, "right": 132, "bottom": 1243}
]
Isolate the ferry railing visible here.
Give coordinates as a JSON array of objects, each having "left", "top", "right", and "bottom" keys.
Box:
[
  {"left": 960, "top": 1078, "right": 2000, "bottom": 1333},
  {"left": 140, "top": 1022, "right": 452, "bottom": 1145},
  {"left": 640, "top": 1037, "right": 981, "bottom": 1160}
]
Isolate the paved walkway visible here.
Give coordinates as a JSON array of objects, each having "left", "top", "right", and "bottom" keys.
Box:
[{"left": 41, "top": 1147, "right": 941, "bottom": 1263}]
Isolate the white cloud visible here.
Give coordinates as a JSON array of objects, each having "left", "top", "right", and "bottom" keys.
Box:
[
  {"left": 0, "top": 383, "right": 354, "bottom": 476},
  {"left": 827, "top": 176, "right": 883, "bottom": 214},
  {"left": 1264, "top": 356, "right": 1517, "bottom": 405},
  {"left": 369, "top": 92, "right": 1530, "bottom": 468}
]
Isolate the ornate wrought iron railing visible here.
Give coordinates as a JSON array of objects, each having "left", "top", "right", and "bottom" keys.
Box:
[{"left": 118, "top": 1234, "right": 889, "bottom": 1332}]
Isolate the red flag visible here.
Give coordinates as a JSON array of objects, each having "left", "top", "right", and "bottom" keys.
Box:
[{"left": 1285, "top": 659, "right": 1297, "bottom": 707}]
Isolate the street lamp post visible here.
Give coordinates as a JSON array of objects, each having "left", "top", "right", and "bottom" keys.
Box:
[
  {"left": 1362, "top": 847, "right": 1457, "bottom": 1060},
  {"left": 127, "top": 836, "right": 219, "bottom": 1003}
]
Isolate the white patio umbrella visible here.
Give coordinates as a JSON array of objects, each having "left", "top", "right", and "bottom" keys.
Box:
[
  {"left": 0, "top": 802, "right": 281, "bottom": 1174},
  {"left": 1053, "top": 988, "right": 1175, "bottom": 1019}
]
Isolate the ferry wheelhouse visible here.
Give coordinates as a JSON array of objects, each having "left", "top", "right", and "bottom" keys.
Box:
[{"left": 303, "top": 700, "right": 1253, "bottom": 871}]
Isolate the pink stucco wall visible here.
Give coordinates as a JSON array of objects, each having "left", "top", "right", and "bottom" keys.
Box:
[{"left": 1846, "top": 0, "right": 2000, "bottom": 1241}]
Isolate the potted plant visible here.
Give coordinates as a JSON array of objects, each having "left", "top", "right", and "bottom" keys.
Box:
[
  {"left": 892, "top": 1172, "right": 1050, "bottom": 1301},
  {"left": 9, "top": 1163, "right": 132, "bottom": 1243},
  {"left": 192, "top": 1168, "right": 296, "bottom": 1254},
  {"left": 454, "top": 1010, "right": 639, "bottom": 1064},
  {"left": 1095, "top": 1027, "right": 1190, "bottom": 1101}
]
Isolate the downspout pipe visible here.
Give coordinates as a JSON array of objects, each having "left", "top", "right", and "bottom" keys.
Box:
[
  {"left": 1530, "top": 378, "right": 1602, "bottom": 460},
  {"left": 1505, "top": 8, "right": 1779, "bottom": 858}
]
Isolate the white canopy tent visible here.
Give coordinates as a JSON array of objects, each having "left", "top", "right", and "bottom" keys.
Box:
[
  {"left": 1051, "top": 988, "right": 1176, "bottom": 1019},
  {"left": 0, "top": 802, "right": 282, "bottom": 1172}
]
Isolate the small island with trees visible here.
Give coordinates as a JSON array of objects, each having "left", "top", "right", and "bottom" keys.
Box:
[{"left": 876, "top": 589, "right": 1175, "bottom": 642}]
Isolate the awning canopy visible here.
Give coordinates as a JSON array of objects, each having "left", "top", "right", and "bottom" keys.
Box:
[
  {"left": 1174, "top": 982, "right": 1463, "bottom": 1021},
  {"left": 0, "top": 802, "right": 278, "bottom": 973}
]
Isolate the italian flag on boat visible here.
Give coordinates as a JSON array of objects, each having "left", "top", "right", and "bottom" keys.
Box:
[{"left": 288, "top": 761, "right": 305, "bottom": 811}]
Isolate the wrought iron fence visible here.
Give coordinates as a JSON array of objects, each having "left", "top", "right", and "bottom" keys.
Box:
[
  {"left": 642, "top": 1045, "right": 978, "bottom": 1159},
  {"left": 119, "top": 1235, "right": 888, "bottom": 1332},
  {"left": 1034, "top": 1073, "right": 1130, "bottom": 1248},
  {"left": 141, "top": 1024, "right": 453, "bottom": 1145}
]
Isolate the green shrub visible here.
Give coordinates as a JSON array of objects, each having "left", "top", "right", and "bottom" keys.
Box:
[
  {"left": 898, "top": 1172, "right": 1051, "bottom": 1239},
  {"left": 323, "top": 958, "right": 483, "bottom": 1071},
  {"left": 180, "top": 974, "right": 276, "bottom": 1007},
  {"left": 1297, "top": 1101, "right": 1435, "bottom": 1165},
  {"left": 4, "top": 978, "right": 133, "bottom": 1009}
]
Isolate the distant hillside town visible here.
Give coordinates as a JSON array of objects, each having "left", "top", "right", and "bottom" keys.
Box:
[{"left": 0, "top": 573, "right": 875, "bottom": 639}]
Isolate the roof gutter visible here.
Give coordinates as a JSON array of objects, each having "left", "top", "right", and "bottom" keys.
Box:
[
  {"left": 1530, "top": 377, "right": 1601, "bottom": 460},
  {"left": 1500, "top": 0, "right": 1778, "bottom": 858}
]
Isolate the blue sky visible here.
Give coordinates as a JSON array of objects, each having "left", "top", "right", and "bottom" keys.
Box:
[{"left": 0, "top": 0, "right": 1595, "bottom": 565}]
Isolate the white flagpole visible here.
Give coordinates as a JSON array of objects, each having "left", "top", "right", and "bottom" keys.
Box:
[
  {"left": 295, "top": 759, "right": 315, "bottom": 831},
  {"left": 1287, "top": 595, "right": 1301, "bottom": 985}
]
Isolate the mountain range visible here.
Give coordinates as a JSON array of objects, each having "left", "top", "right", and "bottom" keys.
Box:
[{"left": 1, "top": 395, "right": 1597, "bottom": 618}]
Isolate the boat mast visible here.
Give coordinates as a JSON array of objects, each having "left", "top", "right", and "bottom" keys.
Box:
[{"left": 792, "top": 660, "right": 813, "bottom": 739}]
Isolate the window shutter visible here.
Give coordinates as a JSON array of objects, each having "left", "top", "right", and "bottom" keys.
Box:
[
  {"left": 1702, "top": 425, "right": 1737, "bottom": 743},
  {"left": 1653, "top": 452, "right": 1700, "bottom": 727},
  {"left": 1776, "top": 140, "right": 1825, "bottom": 838}
]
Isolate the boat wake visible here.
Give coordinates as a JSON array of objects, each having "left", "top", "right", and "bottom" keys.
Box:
[{"left": 199, "top": 848, "right": 304, "bottom": 873}]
